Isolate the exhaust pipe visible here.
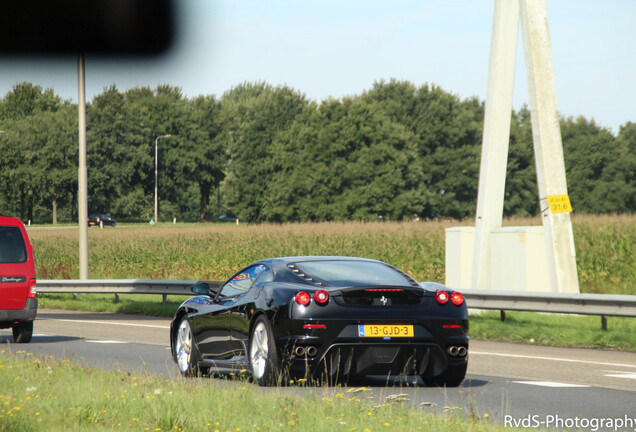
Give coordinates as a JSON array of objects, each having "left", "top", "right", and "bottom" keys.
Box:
[
  {"left": 306, "top": 346, "right": 317, "bottom": 357},
  {"left": 294, "top": 346, "right": 305, "bottom": 356},
  {"left": 447, "top": 346, "right": 468, "bottom": 357}
]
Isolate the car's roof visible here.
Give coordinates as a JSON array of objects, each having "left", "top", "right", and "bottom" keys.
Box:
[{"left": 0, "top": 215, "right": 24, "bottom": 226}]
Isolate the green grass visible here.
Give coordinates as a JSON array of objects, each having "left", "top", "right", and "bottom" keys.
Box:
[
  {"left": 470, "top": 311, "right": 636, "bottom": 351},
  {"left": 0, "top": 350, "right": 509, "bottom": 432},
  {"left": 37, "top": 294, "right": 191, "bottom": 317}
]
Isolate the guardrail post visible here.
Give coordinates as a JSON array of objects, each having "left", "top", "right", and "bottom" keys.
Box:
[
  {"left": 114, "top": 293, "right": 120, "bottom": 303},
  {"left": 500, "top": 310, "right": 506, "bottom": 322},
  {"left": 601, "top": 315, "right": 607, "bottom": 331},
  {"left": 163, "top": 294, "right": 167, "bottom": 305}
]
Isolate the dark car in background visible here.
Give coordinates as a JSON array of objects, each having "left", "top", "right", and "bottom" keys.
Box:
[
  {"left": 88, "top": 213, "right": 116, "bottom": 227},
  {"left": 216, "top": 214, "right": 242, "bottom": 223},
  {"left": 0, "top": 215, "right": 37, "bottom": 343},
  {"left": 170, "top": 256, "right": 468, "bottom": 387}
]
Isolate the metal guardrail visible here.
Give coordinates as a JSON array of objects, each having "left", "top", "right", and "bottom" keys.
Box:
[
  {"left": 38, "top": 280, "right": 636, "bottom": 329},
  {"left": 38, "top": 279, "right": 223, "bottom": 304},
  {"left": 462, "top": 290, "right": 636, "bottom": 330},
  {"left": 38, "top": 279, "right": 223, "bottom": 295},
  {"left": 462, "top": 290, "right": 636, "bottom": 317}
]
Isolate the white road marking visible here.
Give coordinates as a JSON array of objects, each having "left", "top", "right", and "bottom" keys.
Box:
[
  {"left": 85, "top": 340, "right": 128, "bottom": 344},
  {"left": 512, "top": 381, "right": 590, "bottom": 388},
  {"left": 471, "top": 351, "right": 636, "bottom": 369},
  {"left": 37, "top": 317, "right": 170, "bottom": 329},
  {"left": 603, "top": 371, "right": 636, "bottom": 380}
]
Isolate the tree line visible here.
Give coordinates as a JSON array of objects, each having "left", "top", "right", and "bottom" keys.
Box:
[{"left": 0, "top": 80, "right": 633, "bottom": 223}]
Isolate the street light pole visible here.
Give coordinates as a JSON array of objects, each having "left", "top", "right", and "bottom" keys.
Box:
[{"left": 154, "top": 134, "right": 172, "bottom": 223}]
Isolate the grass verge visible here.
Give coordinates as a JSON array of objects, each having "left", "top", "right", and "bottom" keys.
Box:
[
  {"left": 37, "top": 293, "right": 191, "bottom": 317},
  {"left": 469, "top": 311, "right": 636, "bottom": 351},
  {"left": 0, "top": 350, "right": 508, "bottom": 432}
]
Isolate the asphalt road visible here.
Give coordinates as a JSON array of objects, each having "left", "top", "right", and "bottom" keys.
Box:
[{"left": 2, "top": 309, "right": 635, "bottom": 430}]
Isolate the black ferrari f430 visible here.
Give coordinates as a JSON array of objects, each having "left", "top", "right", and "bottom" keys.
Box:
[{"left": 170, "top": 256, "right": 468, "bottom": 386}]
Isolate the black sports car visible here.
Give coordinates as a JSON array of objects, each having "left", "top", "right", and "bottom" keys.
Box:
[
  {"left": 170, "top": 256, "right": 468, "bottom": 386},
  {"left": 88, "top": 213, "right": 116, "bottom": 227}
]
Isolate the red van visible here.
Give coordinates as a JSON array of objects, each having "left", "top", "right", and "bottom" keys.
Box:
[{"left": 0, "top": 216, "right": 37, "bottom": 343}]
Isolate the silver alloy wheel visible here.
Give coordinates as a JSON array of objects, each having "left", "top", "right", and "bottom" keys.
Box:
[
  {"left": 176, "top": 319, "right": 193, "bottom": 373},
  {"left": 250, "top": 321, "right": 269, "bottom": 379}
]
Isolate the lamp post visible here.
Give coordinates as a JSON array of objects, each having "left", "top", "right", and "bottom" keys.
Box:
[{"left": 154, "top": 134, "right": 172, "bottom": 223}]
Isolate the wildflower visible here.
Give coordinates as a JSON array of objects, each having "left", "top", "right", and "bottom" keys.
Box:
[
  {"left": 384, "top": 394, "right": 409, "bottom": 403},
  {"left": 347, "top": 387, "right": 369, "bottom": 394}
]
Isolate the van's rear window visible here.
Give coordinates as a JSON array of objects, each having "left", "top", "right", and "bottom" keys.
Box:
[{"left": 0, "top": 226, "right": 27, "bottom": 264}]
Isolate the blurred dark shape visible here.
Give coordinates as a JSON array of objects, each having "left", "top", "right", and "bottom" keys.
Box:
[{"left": 0, "top": 0, "right": 175, "bottom": 56}]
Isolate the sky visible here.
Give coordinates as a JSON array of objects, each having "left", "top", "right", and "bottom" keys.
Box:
[{"left": 0, "top": 0, "right": 633, "bottom": 135}]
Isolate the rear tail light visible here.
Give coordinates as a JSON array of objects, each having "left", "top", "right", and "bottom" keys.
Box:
[
  {"left": 435, "top": 290, "right": 464, "bottom": 306},
  {"left": 450, "top": 291, "right": 464, "bottom": 306},
  {"left": 27, "top": 279, "right": 37, "bottom": 298},
  {"left": 442, "top": 324, "right": 462, "bottom": 329},
  {"left": 434, "top": 290, "right": 449, "bottom": 304},
  {"left": 295, "top": 291, "right": 311, "bottom": 306},
  {"left": 314, "top": 289, "right": 329, "bottom": 305},
  {"left": 303, "top": 324, "right": 326, "bottom": 329}
]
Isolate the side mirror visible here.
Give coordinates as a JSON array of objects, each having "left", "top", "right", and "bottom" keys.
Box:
[{"left": 191, "top": 282, "right": 214, "bottom": 296}]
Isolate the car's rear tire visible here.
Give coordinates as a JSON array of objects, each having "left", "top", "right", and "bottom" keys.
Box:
[
  {"left": 12, "top": 321, "right": 33, "bottom": 343},
  {"left": 249, "top": 316, "right": 280, "bottom": 386},
  {"left": 423, "top": 362, "right": 467, "bottom": 387},
  {"left": 174, "top": 317, "right": 202, "bottom": 377}
]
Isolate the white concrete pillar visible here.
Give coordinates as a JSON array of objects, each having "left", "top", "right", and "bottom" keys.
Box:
[
  {"left": 520, "top": 0, "right": 579, "bottom": 293},
  {"left": 472, "top": 0, "right": 520, "bottom": 290}
]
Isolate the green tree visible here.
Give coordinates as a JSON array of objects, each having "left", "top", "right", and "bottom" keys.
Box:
[
  {"left": 598, "top": 122, "right": 636, "bottom": 212},
  {"left": 220, "top": 82, "right": 309, "bottom": 222},
  {"left": 561, "top": 116, "right": 619, "bottom": 213},
  {"left": 178, "top": 95, "right": 225, "bottom": 221},
  {"left": 505, "top": 105, "right": 539, "bottom": 216},
  {"left": 0, "top": 83, "right": 69, "bottom": 222}
]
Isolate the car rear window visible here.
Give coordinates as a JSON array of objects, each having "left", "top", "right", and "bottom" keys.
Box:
[
  {"left": 0, "top": 226, "right": 28, "bottom": 264},
  {"left": 292, "top": 260, "right": 415, "bottom": 287}
]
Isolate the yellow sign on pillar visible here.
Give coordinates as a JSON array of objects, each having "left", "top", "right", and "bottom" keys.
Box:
[{"left": 547, "top": 195, "right": 572, "bottom": 214}]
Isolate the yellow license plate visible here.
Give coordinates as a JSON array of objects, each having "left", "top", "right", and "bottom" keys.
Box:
[{"left": 358, "top": 325, "right": 414, "bottom": 338}]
